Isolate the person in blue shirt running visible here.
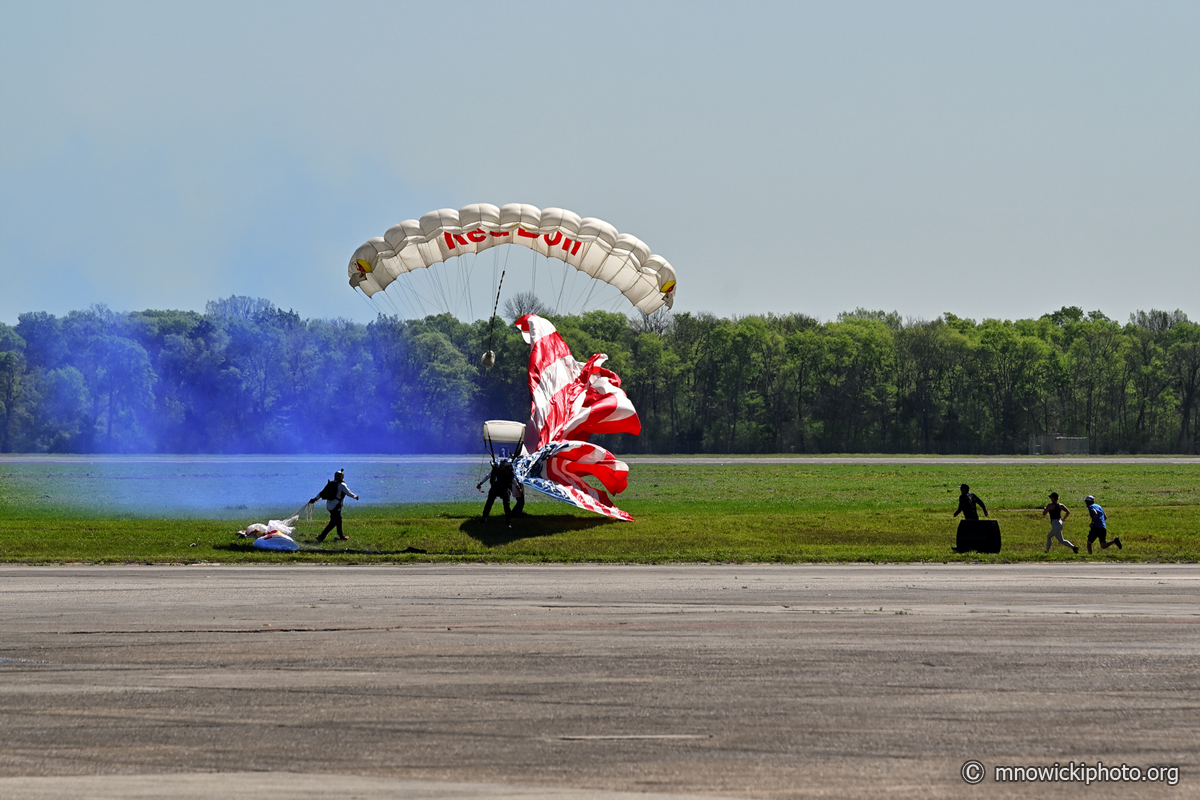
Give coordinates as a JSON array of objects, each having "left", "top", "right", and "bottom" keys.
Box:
[{"left": 1084, "top": 495, "right": 1122, "bottom": 554}]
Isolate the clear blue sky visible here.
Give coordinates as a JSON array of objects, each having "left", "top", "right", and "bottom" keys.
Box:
[{"left": 2, "top": 0, "right": 1197, "bottom": 326}]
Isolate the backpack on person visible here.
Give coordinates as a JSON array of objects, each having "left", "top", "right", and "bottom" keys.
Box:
[{"left": 318, "top": 480, "right": 340, "bottom": 501}]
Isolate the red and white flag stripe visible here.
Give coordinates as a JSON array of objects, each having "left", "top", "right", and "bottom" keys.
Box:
[
  {"left": 543, "top": 440, "right": 630, "bottom": 497},
  {"left": 529, "top": 440, "right": 633, "bottom": 522},
  {"left": 515, "top": 314, "right": 641, "bottom": 451}
]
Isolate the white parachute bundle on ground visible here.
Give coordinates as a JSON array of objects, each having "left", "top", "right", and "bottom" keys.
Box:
[
  {"left": 251, "top": 532, "right": 298, "bottom": 551},
  {"left": 238, "top": 515, "right": 300, "bottom": 551},
  {"left": 348, "top": 203, "right": 677, "bottom": 315}
]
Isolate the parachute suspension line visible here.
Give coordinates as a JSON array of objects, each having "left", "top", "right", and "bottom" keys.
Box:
[
  {"left": 541, "top": 250, "right": 564, "bottom": 315},
  {"left": 592, "top": 251, "right": 641, "bottom": 317},
  {"left": 381, "top": 292, "right": 401, "bottom": 319},
  {"left": 407, "top": 259, "right": 447, "bottom": 319},
  {"left": 471, "top": 248, "right": 491, "bottom": 321},
  {"left": 398, "top": 278, "right": 420, "bottom": 315},
  {"left": 460, "top": 250, "right": 478, "bottom": 322},
  {"left": 538, "top": 249, "right": 568, "bottom": 316},
  {"left": 571, "top": 262, "right": 609, "bottom": 315},
  {"left": 549, "top": 257, "right": 616, "bottom": 318},
  {"left": 436, "top": 256, "right": 457, "bottom": 316},
  {"left": 475, "top": 446, "right": 494, "bottom": 488},
  {"left": 397, "top": 284, "right": 420, "bottom": 319},
  {"left": 399, "top": 271, "right": 440, "bottom": 319},
  {"left": 490, "top": 248, "right": 499, "bottom": 321},
  {"left": 458, "top": 254, "right": 471, "bottom": 317},
  {"left": 453, "top": 251, "right": 470, "bottom": 321},
  {"left": 464, "top": 248, "right": 490, "bottom": 322},
  {"left": 444, "top": 252, "right": 460, "bottom": 316},
  {"left": 563, "top": 260, "right": 581, "bottom": 313},
  {"left": 477, "top": 262, "right": 507, "bottom": 372},
  {"left": 355, "top": 287, "right": 381, "bottom": 318},
  {"left": 472, "top": 248, "right": 491, "bottom": 322},
  {"left": 529, "top": 248, "right": 539, "bottom": 310},
  {"left": 485, "top": 267, "right": 506, "bottom": 354},
  {"left": 399, "top": 274, "right": 423, "bottom": 318},
  {"left": 560, "top": 255, "right": 606, "bottom": 316},
  {"left": 554, "top": 261, "right": 571, "bottom": 317},
  {"left": 373, "top": 285, "right": 403, "bottom": 319},
  {"left": 424, "top": 258, "right": 455, "bottom": 317},
  {"left": 494, "top": 240, "right": 514, "bottom": 321},
  {"left": 577, "top": 270, "right": 604, "bottom": 313}
]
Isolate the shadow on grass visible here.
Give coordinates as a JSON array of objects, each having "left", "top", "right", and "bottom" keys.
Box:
[{"left": 460, "top": 514, "right": 617, "bottom": 547}]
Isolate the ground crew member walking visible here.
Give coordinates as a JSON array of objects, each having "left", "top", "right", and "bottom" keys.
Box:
[{"left": 310, "top": 469, "right": 359, "bottom": 542}]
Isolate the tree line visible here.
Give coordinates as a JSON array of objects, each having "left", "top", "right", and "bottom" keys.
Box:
[{"left": 1, "top": 298, "right": 1197, "bottom": 455}]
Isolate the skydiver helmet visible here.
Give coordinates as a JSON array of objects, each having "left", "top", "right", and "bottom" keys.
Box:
[{"left": 1084, "top": 495, "right": 1095, "bottom": 505}]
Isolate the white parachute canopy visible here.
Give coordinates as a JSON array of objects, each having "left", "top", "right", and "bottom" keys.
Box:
[
  {"left": 349, "top": 204, "right": 677, "bottom": 315},
  {"left": 239, "top": 515, "right": 300, "bottom": 551},
  {"left": 482, "top": 420, "right": 527, "bottom": 457},
  {"left": 252, "top": 532, "right": 299, "bottom": 552}
]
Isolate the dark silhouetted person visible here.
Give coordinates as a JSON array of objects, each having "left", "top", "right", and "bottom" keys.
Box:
[
  {"left": 953, "top": 484, "right": 988, "bottom": 520},
  {"left": 1084, "top": 495, "right": 1121, "bottom": 553},
  {"left": 512, "top": 480, "right": 526, "bottom": 517},
  {"left": 310, "top": 469, "right": 359, "bottom": 542},
  {"left": 477, "top": 459, "right": 515, "bottom": 527},
  {"left": 1042, "top": 492, "right": 1078, "bottom": 553}
]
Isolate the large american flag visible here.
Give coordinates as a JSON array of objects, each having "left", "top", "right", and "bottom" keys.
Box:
[
  {"left": 513, "top": 440, "right": 634, "bottom": 522},
  {"left": 515, "top": 314, "right": 641, "bottom": 451},
  {"left": 513, "top": 314, "right": 640, "bottom": 521}
]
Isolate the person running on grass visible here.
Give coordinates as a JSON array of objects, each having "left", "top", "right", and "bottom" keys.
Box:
[
  {"left": 1041, "top": 492, "right": 1078, "bottom": 553},
  {"left": 953, "top": 484, "right": 988, "bottom": 520},
  {"left": 309, "top": 469, "right": 359, "bottom": 543},
  {"left": 1084, "top": 495, "right": 1121, "bottom": 554}
]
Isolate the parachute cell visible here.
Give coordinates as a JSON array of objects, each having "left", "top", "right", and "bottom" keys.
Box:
[{"left": 349, "top": 204, "right": 677, "bottom": 314}]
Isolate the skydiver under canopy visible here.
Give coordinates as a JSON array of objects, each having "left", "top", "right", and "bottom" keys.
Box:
[{"left": 477, "top": 459, "right": 519, "bottom": 527}]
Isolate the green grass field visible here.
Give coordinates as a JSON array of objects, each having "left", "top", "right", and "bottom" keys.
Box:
[{"left": 0, "top": 461, "right": 1196, "bottom": 563}]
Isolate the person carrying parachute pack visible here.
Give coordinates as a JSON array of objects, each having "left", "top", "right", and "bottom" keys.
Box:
[{"left": 308, "top": 469, "right": 359, "bottom": 542}]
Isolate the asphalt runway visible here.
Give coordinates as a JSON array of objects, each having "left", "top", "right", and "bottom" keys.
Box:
[{"left": 1, "top": 564, "right": 1197, "bottom": 799}]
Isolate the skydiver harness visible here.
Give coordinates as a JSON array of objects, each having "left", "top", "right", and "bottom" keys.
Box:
[
  {"left": 489, "top": 462, "right": 515, "bottom": 493},
  {"left": 319, "top": 480, "right": 343, "bottom": 505}
]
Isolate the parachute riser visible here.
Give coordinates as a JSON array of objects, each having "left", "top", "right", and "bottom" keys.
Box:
[{"left": 481, "top": 268, "right": 506, "bottom": 369}]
